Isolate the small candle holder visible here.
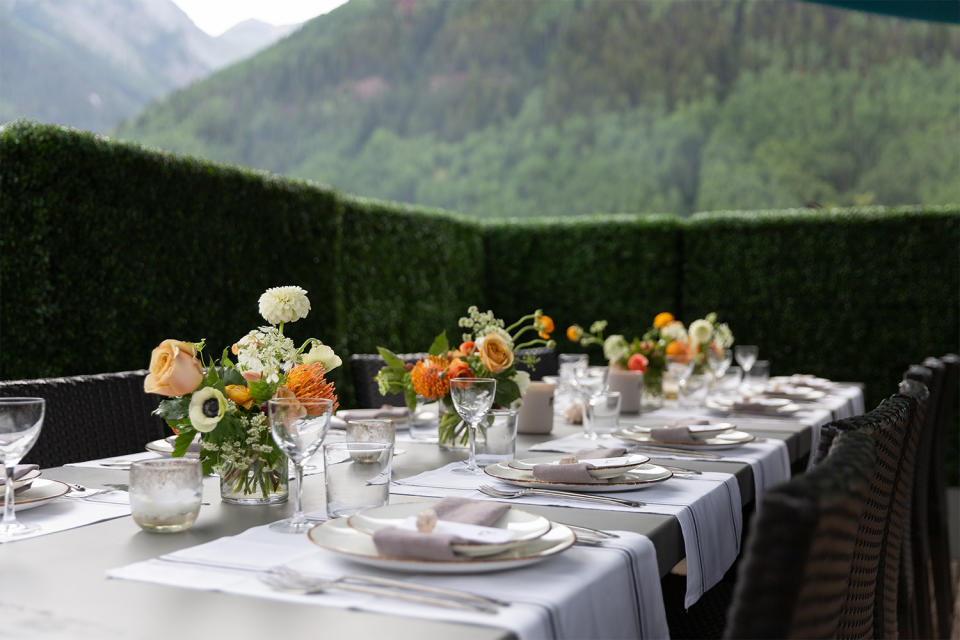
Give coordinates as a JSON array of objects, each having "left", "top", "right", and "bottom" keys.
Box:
[{"left": 129, "top": 459, "right": 203, "bottom": 533}]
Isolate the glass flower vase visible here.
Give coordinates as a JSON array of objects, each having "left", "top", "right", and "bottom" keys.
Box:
[
  {"left": 436, "top": 399, "right": 468, "bottom": 451},
  {"left": 641, "top": 368, "right": 664, "bottom": 411},
  {"left": 218, "top": 456, "right": 289, "bottom": 505}
]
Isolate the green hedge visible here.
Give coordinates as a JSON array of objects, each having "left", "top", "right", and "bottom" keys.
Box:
[{"left": 2, "top": 121, "right": 958, "bottom": 477}]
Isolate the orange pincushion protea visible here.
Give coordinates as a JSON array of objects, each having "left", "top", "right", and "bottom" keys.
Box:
[
  {"left": 284, "top": 362, "right": 339, "bottom": 412},
  {"left": 411, "top": 355, "right": 451, "bottom": 400}
]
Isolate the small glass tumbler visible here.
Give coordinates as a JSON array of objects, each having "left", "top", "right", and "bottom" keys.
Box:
[
  {"left": 586, "top": 390, "right": 622, "bottom": 437},
  {"left": 717, "top": 366, "right": 744, "bottom": 393},
  {"left": 679, "top": 373, "right": 711, "bottom": 407},
  {"left": 129, "top": 459, "right": 202, "bottom": 533},
  {"left": 345, "top": 419, "right": 396, "bottom": 449},
  {"left": 474, "top": 409, "right": 518, "bottom": 466},
  {"left": 746, "top": 360, "right": 771, "bottom": 390},
  {"left": 556, "top": 354, "right": 589, "bottom": 415},
  {"left": 324, "top": 442, "right": 392, "bottom": 519}
]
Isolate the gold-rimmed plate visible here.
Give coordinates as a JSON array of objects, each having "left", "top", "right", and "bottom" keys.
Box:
[
  {"left": 615, "top": 428, "right": 756, "bottom": 449},
  {"left": 484, "top": 461, "right": 673, "bottom": 491},
  {"left": 1, "top": 479, "right": 70, "bottom": 510},
  {"left": 347, "top": 502, "right": 551, "bottom": 558},
  {"left": 620, "top": 423, "right": 737, "bottom": 439},
  {"left": 2, "top": 468, "right": 41, "bottom": 492},
  {"left": 508, "top": 453, "right": 651, "bottom": 479},
  {"left": 308, "top": 516, "right": 574, "bottom": 573}
]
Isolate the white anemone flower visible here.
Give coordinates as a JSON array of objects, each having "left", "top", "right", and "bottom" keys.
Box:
[
  {"left": 258, "top": 286, "right": 311, "bottom": 325},
  {"left": 302, "top": 342, "right": 342, "bottom": 372},
  {"left": 189, "top": 387, "right": 227, "bottom": 433},
  {"left": 689, "top": 319, "right": 714, "bottom": 345}
]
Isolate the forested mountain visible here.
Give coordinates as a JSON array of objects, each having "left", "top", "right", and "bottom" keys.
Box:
[
  {"left": 0, "top": 0, "right": 299, "bottom": 132},
  {"left": 115, "top": 0, "right": 960, "bottom": 216}
]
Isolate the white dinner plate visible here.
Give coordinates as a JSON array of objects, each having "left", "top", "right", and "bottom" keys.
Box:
[
  {"left": 1, "top": 479, "right": 70, "bottom": 510},
  {"left": 484, "top": 461, "right": 673, "bottom": 491},
  {"left": 146, "top": 438, "right": 201, "bottom": 457},
  {"left": 761, "top": 385, "right": 827, "bottom": 401},
  {"left": 620, "top": 422, "right": 737, "bottom": 439},
  {"left": 508, "top": 453, "right": 651, "bottom": 479},
  {"left": 347, "top": 502, "right": 551, "bottom": 558},
  {"left": 2, "top": 468, "right": 42, "bottom": 492},
  {"left": 335, "top": 411, "right": 410, "bottom": 430},
  {"left": 770, "top": 375, "right": 834, "bottom": 390},
  {"left": 614, "top": 428, "right": 756, "bottom": 449},
  {"left": 308, "top": 516, "right": 574, "bottom": 573},
  {"left": 705, "top": 397, "right": 801, "bottom": 415}
]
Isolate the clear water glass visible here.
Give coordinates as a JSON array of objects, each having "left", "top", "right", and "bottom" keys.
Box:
[
  {"left": 473, "top": 409, "right": 518, "bottom": 466},
  {"left": 449, "top": 378, "right": 496, "bottom": 473},
  {"left": 680, "top": 373, "right": 711, "bottom": 408},
  {"left": 707, "top": 346, "right": 733, "bottom": 379},
  {"left": 666, "top": 354, "right": 695, "bottom": 396},
  {"left": 345, "top": 419, "right": 396, "bottom": 449},
  {"left": 0, "top": 397, "right": 44, "bottom": 540},
  {"left": 129, "top": 459, "right": 203, "bottom": 533},
  {"left": 586, "top": 391, "right": 621, "bottom": 436},
  {"left": 717, "top": 366, "right": 744, "bottom": 394},
  {"left": 556, "top": 354, "right": 589, "bottom": 415},
  {"left": 734, "top": 345, "right": 759, "bottom": 377},
  {"left": 324, "top": 442, "right": 392, "bottom": 518},
  {"left": 571, "top": 367, "right": 609, "bottom": 437},
  {"left": 267, "top": 397, "right": 333, "bottom": 533},
  {"left": 746, "top": 360, "right": 771, "bottom": 390}
]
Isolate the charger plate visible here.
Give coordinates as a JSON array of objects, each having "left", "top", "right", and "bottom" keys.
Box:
[
  {"left": 615, "top": 428, "right": 756, "bottom": 449},
  {"left": 484, "top": 461, "right": 672, "bottom": 491},
  {"left": 308, "top": 517, "right": 574, "bottom": 573},
  {"left": 347, "top": 502, "right": 551, "bottom": 558},
  {"left": 1, "top": 479, "right": 70, "bottom": 510},
  {"left": 508, "top": 453, "right": 650, "bottom": 479}
]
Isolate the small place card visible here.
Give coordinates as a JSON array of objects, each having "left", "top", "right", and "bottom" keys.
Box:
[{"left": 396, "top": 517, "right": 515, "bottom": 544}]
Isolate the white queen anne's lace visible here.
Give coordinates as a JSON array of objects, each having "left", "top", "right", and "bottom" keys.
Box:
[
  {"left": 258, "top": 286, "right": 310, "bottom": 325},
  {"left": 236, "top": 326, "right": 297, "bottom": 383}
]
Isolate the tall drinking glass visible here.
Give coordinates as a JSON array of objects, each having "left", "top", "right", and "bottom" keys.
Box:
[
  {"left": 734, "top": 345, "right": 759, "bottom": 387},
  {"left": 267, "top": 397, "right": 333, "bottom": 533},
  {"left": 449, "top": 378, "right": 496, "bottom": 473},
  {"left": 0, "top": 398, "right": 44, "bottom": 540}
]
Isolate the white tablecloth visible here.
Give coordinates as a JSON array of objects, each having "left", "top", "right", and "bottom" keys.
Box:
[
  {"left": 0, "top": 490, "right": 130, "bottom": 543},
  {"left": 108, "top": 521, "right": 668, "bottom": 640}
]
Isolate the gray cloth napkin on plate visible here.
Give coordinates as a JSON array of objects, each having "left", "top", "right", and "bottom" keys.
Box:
[
  {"left": 0, "top": 464, "right": 39, "bottom": 486},
  {"left": 532, "top": 462, "right": 605, "bottom": 483},
  {"left": 732, "top": 398, "right": 776, "bottom": 412},
  {"left": 650, "top": 426, "right": 696, "bottom": 443},
  {"left": 669, "top": 418, "right": 710, "bottom": 427},
  {"left": 339, "top": 406, "right": 409, "bottom": 421},
  {"left": 575, "top": 447, "right": 627, "bottom": 459},
  {"left": 372, "top": 497, "right": 510, "bottom": 560}
]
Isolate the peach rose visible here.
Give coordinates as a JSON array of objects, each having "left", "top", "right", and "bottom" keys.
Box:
[
  {"left": 446, "top": 358, "right": 473, "bottom": 381},
  {"left": 224, "top": 384, "right": 255, "bottom": 410},
  {"left": 459, "top": 340, "right": 475, "bottom": 355},
  {"left": 144, "top": 339, "right": 203, "bottom": 397},
  {"left": 478, "top": 334, "right": 514, "bottom": 374}
]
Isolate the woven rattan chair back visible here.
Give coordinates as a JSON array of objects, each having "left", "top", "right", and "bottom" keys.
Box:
[
  {"left": 723, "top": 429, "right": 875, "bottom": 639},
  {"left": 929, "top": 354, "right": 958, "bottom": 637},
  {"left": 0, "top": 370, "right": 166, "bottom": 468}
]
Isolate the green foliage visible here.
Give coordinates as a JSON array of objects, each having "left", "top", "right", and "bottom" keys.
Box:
[{"left": 113, "top": 0, "right": 960, "bottom": 218}]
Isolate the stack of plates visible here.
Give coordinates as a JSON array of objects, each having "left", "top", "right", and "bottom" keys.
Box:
[{"left": 307, "top": 502, "right": 575, "bottom": 573}]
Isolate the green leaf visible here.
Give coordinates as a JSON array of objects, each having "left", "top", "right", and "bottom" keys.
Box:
[
  {"left": 428, "top": 331, "right": 449, "bottom": 356},
  {"left": 377, "top": 346, "right": 406, "bottom": 369},
  {"left": 221, "top": 366, "right": 244, "bottom": 386},
  {"left": 171, "top": 428, "right": 198, "bottom": 457},
  {"left": 404, "top": 387, "right": 418, "bottom": 410},
  {"left": 155, "top": 396, "right": 190, "bottom": 420},
  {"left": 495, "top": 377, "right": 521, "bottom": 407},
  {"left": 248, "top": 380, "right": 277, "bottom": 403}
]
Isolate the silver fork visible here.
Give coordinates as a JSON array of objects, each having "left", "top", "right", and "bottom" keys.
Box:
[
  {"left": 479, "top": 484, "right": 644, "bottom": 507},
  {"left": 260, "top": 567, "right": 500, "bottom": 613}
]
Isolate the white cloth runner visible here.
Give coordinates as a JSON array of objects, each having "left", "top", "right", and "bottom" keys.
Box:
[
  {"left": 530, "top": 432, "right": 790, "bottom": 499},
  {"left": 0, "top": 491, "right": 130, "bottom": 543},
  {"left": 107, "top": 521, "right": 668, "bottom": 640},
  {"left": 393, "top": 462, "right": 741, "bottom": 608}
]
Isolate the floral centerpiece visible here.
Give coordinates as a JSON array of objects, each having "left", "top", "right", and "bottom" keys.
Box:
[
  {"left": 374, "top": 307, "right": 555, "bottom": 447},
  {"left": 144, "top": 286, "right": 341, "bottom": 504}
]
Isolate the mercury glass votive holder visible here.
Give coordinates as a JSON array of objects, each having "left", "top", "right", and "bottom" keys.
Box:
[{"left": 129, "top": 458, "right": 203, "bottom": 533}]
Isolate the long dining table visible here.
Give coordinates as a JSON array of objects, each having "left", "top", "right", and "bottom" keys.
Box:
[{"left": 1, "top": 383, "right": 863, "bottom": 640}]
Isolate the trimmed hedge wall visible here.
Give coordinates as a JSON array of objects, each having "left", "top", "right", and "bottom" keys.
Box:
[{"left": 2, "top": 121, "right": 958, "bottom": 477}]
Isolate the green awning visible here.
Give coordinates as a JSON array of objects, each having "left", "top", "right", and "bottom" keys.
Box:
[{"left": 805, "top": 1, "right": 959, "bottom": 24}]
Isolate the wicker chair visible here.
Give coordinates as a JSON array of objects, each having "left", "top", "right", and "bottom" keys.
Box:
[
  {"left": 929, "top": 354, "right": 959, "bottom": 638},
  {"left": 0, "top": 370, "right": 166, "bottom": 468},
  {"left": 349, "top": 348, "right": 559, "bottom": 409},
  {"left": 723, "top": 429, "right": 876, "bottom": 639}
]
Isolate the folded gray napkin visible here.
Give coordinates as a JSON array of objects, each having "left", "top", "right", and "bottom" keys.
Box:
[
  {"left": 0, "top": 464, "right": 39, "bottom": 486},
  {"left": 532, "top": 462, "right": 605, "bottom": 483},
  {"left": 575, "top": 447, "right": 627, "bottom": 459},
  {"left": 732, "top": 398, "right": 776, "bottom": 412},
  {"left": 372, "top": 497, "right": 510, "bottom": 560},
  {"left": 669, "top": 418, "right": 710, "bottom": 427},
  {"left": 650, "top": 426, "right": 696, "bottom": 443},
  {"left": 339, "top": 406, "right": 409, "bottom": 421}
]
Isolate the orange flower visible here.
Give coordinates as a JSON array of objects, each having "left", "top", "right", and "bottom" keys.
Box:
[
  {"left": 653, "top": 312, "right": 675, "bottom": 329},
  {"left": 446, "top": 357, "right": 473, "bottom": 381},
  {"left": 224, "top": 384, "right": 255, "bottom": 410},
  {"left": 411, "top": 355, "right": 451, "bottom": 400},
  {"left": 566, "top": 325, "right": 583, "bottom": 342},
  {"left": 284, "top": 362, "right": 339, "bottom": 412},
  {"left": 535, "top": 315, "right": 554, "bottom": 339},
  {"left": 459, "top": 340, "right": 475, "bottom": 356},
  {"left": 665, "top": 340, "right": 693, "bottom": 363}
]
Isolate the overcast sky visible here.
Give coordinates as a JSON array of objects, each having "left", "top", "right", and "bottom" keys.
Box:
[{"left": 171, "top": 0, "right": 348, "bottom": 36}]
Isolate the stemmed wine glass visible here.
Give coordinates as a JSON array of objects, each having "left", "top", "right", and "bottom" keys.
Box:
[
  {"left": 449, "top": 378, "right": 496, "bottom": 473},
  {"left": 0, "top": 397, "right": 45, "bottom": 540},
  {"left": 267, "top": 397, "right": 333, "bottom": 533},
  {"left": 572, "top": 367, "right": 608, "bottom": 439},
  {"left": 734, "top": 345, "right": 759, "bottom": 389},
  {"left": 666, "top": 353, "right": 695, "bottom": 399},
  {"left": 707, "top": 346, "right": 733, "bottom": 379}
]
